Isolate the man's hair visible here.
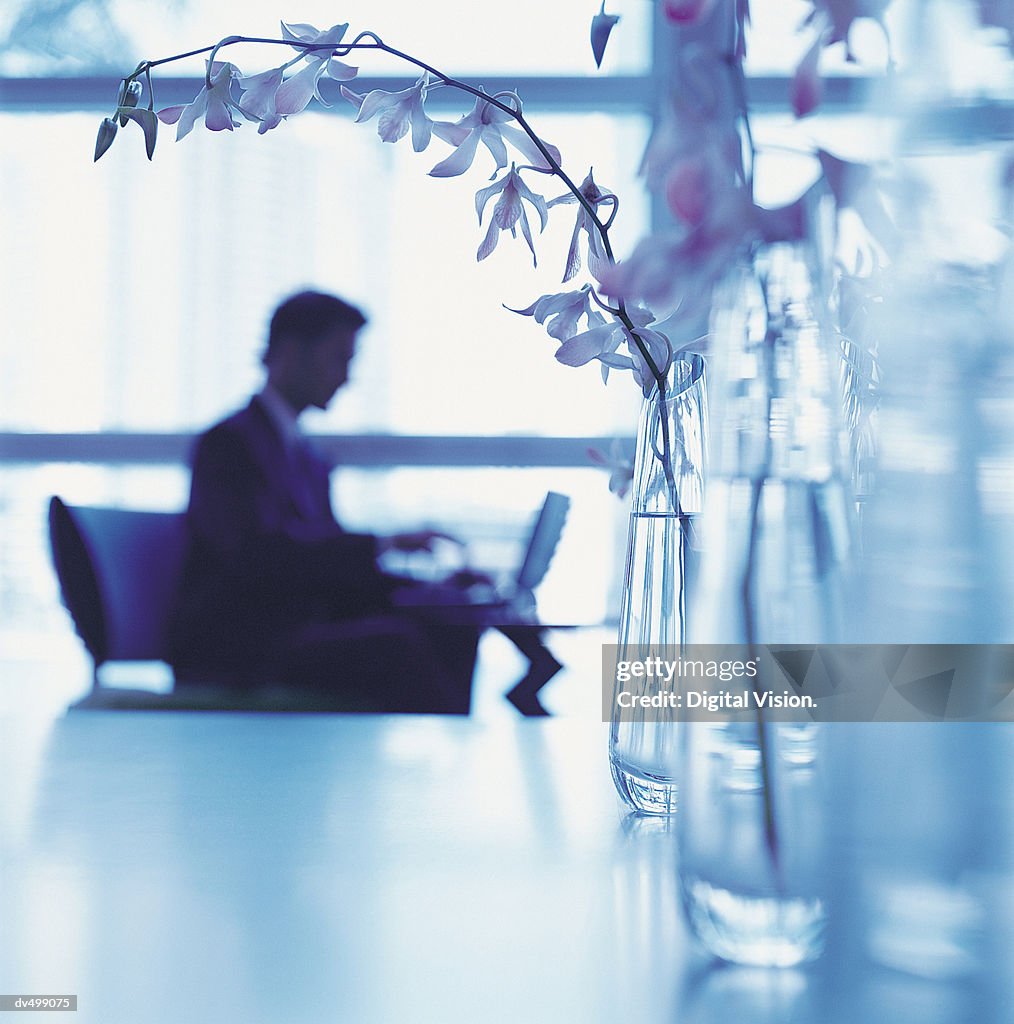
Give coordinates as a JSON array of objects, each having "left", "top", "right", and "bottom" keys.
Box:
[{"left": 264, "top": 290, "right": 367, "bottom": 363}]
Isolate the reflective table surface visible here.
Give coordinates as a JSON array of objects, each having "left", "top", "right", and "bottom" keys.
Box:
[{"left": 1, "top": 713, "right": 1010, "bottom": 1024}]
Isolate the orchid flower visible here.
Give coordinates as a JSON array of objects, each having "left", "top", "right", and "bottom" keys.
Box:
[
  {"left": 157, "top": 62, "right": 242, "bottom": 140},
  {"left": 792, "top": 1, "right": 892, "bottom": 117},
  {"left": 791, "top": 35, "right": 824, "bottom": 118},
  {"left": 512, "top": 287, "right": 674, "bottom": 391},
  {"left": 254, "top": 21, "right": 360, "bottom": 119},
  {"left": 598, "top": 225, "right": 739, "bottom": 326},
  {"left": 341, "top": 73, "right": 435, "bottom": 151},
  {"left": 475, "top": 165, "right": 549, "bottom": 265},
  {"left": 281, "top": 20, "right": 358, "bottom": 81},
  {"left": 430, "top": 94, "right": 561, "bottom": 179},
  {"left": 588, "top": 440, "right": 635, "bottom": 498},
  {"left": 555, "top": 304, "right": 673, "bottom": 394},
  {"left": 508, "top": 286, "right": 600, "bottom": 342},
  {"left": 236, "top": 68, "right": 285, "bottom": 133},
  {"left": 663, "top": 0, "right": 720, "bottom": 24},
  {"left": 803, "top": 0, "right": 891, "bottom": 56},
  {"left": 232, "top": 22, "right": 361, "bottom": 133},
  {"left": 512, "top": 286, "right": 622, "bottom": 382},
  {"left": 547, "top": 169, "right": 615, "bottom": 283}
]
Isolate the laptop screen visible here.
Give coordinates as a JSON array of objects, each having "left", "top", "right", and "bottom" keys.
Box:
[{"left": 514, "top": 492, "right": 570, "bottom": 592}]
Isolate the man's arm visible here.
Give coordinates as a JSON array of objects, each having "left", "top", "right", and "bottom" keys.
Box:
[{"left": 187, "top": 425, "right": 382, "bottom": 595}]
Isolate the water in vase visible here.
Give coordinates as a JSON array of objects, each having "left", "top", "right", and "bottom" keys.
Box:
[{"left": 609, "top": 510, "right": 698, "bottom": 815}]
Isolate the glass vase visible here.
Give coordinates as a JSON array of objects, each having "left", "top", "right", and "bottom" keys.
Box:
[
  {"left": 691, "top": 240, "right": 854, "bottom": 648},
  {"left": 678, "top": 238, "right": 854, "bottom": 962},
  {"left": 608, "top": 355, "right": 707, "bottom": 814},
  {"left": 678, "top": 721, "right": 827, "bottom": 966}
]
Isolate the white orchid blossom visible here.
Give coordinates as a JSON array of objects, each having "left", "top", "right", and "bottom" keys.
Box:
[
  {"left": 547, "top": 168, "right": 615, "bottom": 283},
  {"left": 588, "top": 440, "right": 635, "bottom": 498},
  {"left": 280, "top": 20, "right": 358, "bottom": 80},
  {"left": 236, "top": 67, "right": 285, "bottom": 133},
  {"left": 341, "top": 73, "right": 435, "bottom": 151},
  {"left": 511, "top": 288, "right": 669, "bottom": 391},
  {"left": 430, "top": 94, "right": 561, "bottom": 178},
  {"left": 157, "top": 62, "right": 242, "bottom": 140},
  {"left": 508, "top": 286, "right": 601, "bottom": 342},
  {"left": 555, "top": 304, "right": 673, "bottom": 394},
  {"left": 269, "top": 21, "right": 359, "bottom": 118},
  {"left": 231, "top": 23, "right": 360, "bottom": 132},
  {"left": 475, "top": 165, "right": 549, "bottom": 265}
]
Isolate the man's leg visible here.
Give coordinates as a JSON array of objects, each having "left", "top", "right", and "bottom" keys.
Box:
[{"left": 268, "top": 616, "right": 470, "bottom": 713}]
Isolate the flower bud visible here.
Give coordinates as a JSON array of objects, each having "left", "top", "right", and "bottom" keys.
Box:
[
  {"left": 590, "top": 6, "right": 620, "bottom": 69},
  {"left": 94, "top": 117, "right": 118, "bottom": 161},
  {"left": 117, "top": 79, "right": 143, "bottom": 125}
]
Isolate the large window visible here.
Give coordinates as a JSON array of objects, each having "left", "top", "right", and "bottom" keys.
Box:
[
  {"left": 0, "top": 2, "right": 657, "bottom": 667},
  {"left": 2, "top": 1, "right": 921, "bottom": 673},
  {"left": 0, "top": 111, "right": 649, "bottom": 436}
]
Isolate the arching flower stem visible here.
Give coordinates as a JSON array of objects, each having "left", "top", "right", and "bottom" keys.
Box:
[{"left": 121, "top": 29, "right": 680, "bottom": 499}]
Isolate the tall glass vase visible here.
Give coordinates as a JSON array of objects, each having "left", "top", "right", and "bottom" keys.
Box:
[
  {"left": 608, "top": 355, "right": 707, "bottom": 814},
  {"left": 692, "top": 240, "right": 854, "bottom": 648},
  {"left": 679, "top": 721, "right": 828, "bottom": 966},
  {"left": 678, "top": 238, "right": 854, "bottom": 962}
]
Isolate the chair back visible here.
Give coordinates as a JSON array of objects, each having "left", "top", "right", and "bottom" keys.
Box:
[{"left": 48, "top": 497, "right": 188, "bottom": 667}]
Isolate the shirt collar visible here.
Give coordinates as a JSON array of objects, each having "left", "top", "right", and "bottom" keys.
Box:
[{"left": 257, "top": 383, "right": 302, "bottom": 448}]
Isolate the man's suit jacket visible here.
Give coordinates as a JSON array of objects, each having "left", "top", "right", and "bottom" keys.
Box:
[{"left": 168, "top": 397, "right": 391, "bottom": 673}]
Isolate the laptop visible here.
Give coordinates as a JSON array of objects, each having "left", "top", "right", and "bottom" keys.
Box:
[{"left": 391, "top": 491, "right": 570, "bottom": 614}]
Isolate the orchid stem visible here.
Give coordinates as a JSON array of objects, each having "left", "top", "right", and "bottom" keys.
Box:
[
  {"left": 122, "top": 28, "right": 678, "bottom": 496},
  {"left": 743, "top": 262, "right": 783, "bottom": 890}
]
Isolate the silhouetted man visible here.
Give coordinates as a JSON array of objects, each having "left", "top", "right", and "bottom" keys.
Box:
[{"left": 168, "top": 291, "right": 477, "bottom": 711}]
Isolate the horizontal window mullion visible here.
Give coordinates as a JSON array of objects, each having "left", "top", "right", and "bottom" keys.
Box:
[
  {"left": 0, "top": 75, "right": 656, "bottom": 112},
  {"left": 0, "top": 433, "right": 623, "bottom": 468},
  {"left": 0, "top": 74, "right": 885, "bottom": 113}
]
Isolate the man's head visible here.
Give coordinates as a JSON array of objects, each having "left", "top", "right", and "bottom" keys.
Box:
[{"left": 263, "top": 290, "right": 367, "bottom": 412}]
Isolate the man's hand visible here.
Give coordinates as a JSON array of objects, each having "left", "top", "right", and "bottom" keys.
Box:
[{"left": 378, "top": 529, "right": 462, "bottom": 554}]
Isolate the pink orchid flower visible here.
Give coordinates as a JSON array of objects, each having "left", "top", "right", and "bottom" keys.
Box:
[
  {"left": 547, "top": 169, "right": 615, "bottom": 283},
  {"left": 157, "top": 62, "right": 242, "bottom": 140},
  {"left": 598, "top": 225, "right": 740, "bottom": 326},
  {"left": 804, "top": 0, "right": 891, "bottom": 53},
  {"left": 640, "top": 73, "right": 747, "bottom": 232},
  {"left": 790, "top": 35, "right": 824, "bottom": 118},
  {"left": 793, "top": 1, "right": 892, "bottom": 117},
  {"left": 341, "top": 73, "right": 435, "bottom": 152},
  {"left": 430, "top": 95, "right": 561, "bottom": 178},
  {"left": 664, "top": 155, "right": 712, "bottom": 226},
  {"left": 659, "top": 130, "right": 749, "bottom": 229},
  {"left": 663, "top": 0, "right": 720, "bottom": 24},
  {"left": 474, "top": 165, "right": 549, "bottom": 265}
]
